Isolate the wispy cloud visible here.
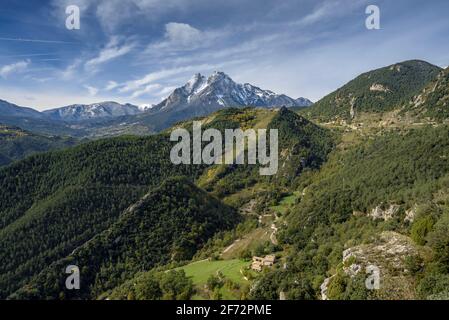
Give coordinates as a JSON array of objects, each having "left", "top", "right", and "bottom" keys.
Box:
[
  {"left": 294, "top": 1, "right": 339, "bottom": 26},
  {"left": 2, "top": 0, "right": 449, "bottom": 109},
  {"left": 119, "top": 64, "right": 216, "bottom": 93},
  {"left": 105, "top": 81, "right": 119, "bottom": 91},
  {"left": 145, "top": 22, "right": 226, "bottom": 57},
  {"left": 60, "top": 59, "right": 82, "bottom": 80},
  {"left": 85, "top": 38, "right": 134, "bottom": 71},
  {"left": 0, "top": 59, "right": 31, "bottom": 78},
  {"left": 0, "top": 53, "right": 57, "bottom": 58},
  {"left": 84, "top": 84, "right": 99, "bottom": 96},
  {"left": 155, "top": 86, "right": 177, "bottom": 97},
  {"left": 94, "top": 0, "right": 191, "bottom": 33},
  {"left": 0, "top": 37, "right": 78, "bottom": 44},
  {"left": 288, "top": 0, "right": 368, "bottom": 27},
  {"left": 130, "top": 83, "right": 162, "bottom": 98}
]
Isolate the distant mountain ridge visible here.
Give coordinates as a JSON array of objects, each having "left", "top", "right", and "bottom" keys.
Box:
[
  {"left": 0, "top": 71, "right": 312, "bottom": 136},
  {"left": 0, "top": 99, "right": 45, "bottom": 119},
  {"left": 0, "top": 61, "right": 444, "bottom": 138},
  {"left": 0, "top": 100, "right": 82, "bottom": 136},
  {"left": 43, "top": 101, "right": 143, "bottom": 122}
]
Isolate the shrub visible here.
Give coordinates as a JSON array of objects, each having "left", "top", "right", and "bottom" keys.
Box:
[{"left": 411, "top": 215, "right": 434, "bottom": 245}]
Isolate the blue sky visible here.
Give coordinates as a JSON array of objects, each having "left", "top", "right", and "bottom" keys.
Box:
[{"left": 0, "top": 0, "right": 448, "bottom": 110}]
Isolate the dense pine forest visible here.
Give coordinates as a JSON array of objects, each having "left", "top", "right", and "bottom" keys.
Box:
[
  {"left": 0, "top": 125, "right": 77, "bottom": 167},
  {"left": 11, "top": 177, "right": 238, "bottom": 299}
]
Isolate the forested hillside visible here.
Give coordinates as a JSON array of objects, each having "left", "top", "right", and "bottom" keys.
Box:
[
  {"left": 403, "top": 67, "right": 449, "bottom": 121},
  {"left": 303, "top": 60, "right": 441, "bottom": 121},
  {"left": 197, "top": 107, "right": 335, "bottom": 198},
  {"left": 248, "top": 62, "right": 449, "bottom": 300},
  {"left": 0, "top": 107, "right": 334, "bottom": 299},
  {"left": 0, "top": 134, "right": 206, "bottom": 298},
  {"left": 0, "top": 125, "right": 77, "bottom": 166},
  {"left": 251, "top": 125, "right": 449, "bottom": 300},
  {"left": 10, "top": 177, "right": 238, "bottom": 299}
]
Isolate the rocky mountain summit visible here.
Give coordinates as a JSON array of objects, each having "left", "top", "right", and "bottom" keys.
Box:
[{"left": 151, "top": 71, "right": 311, "bottom": 115}]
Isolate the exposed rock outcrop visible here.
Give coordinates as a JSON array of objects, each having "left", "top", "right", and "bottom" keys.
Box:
[
  {"left": 349, "top": 97, "right": 356, "bottom": 119},
  {"left": 321, "top": 231, "right": 422, "bottom": 300},
  {"left": 404, "top": 206, "right": 417, "bottom": 223},
  {"left": 368, "top": 204, "right": 400, "bottom": 221},
  {"left": 342, "top": 232, "right": 418, "bottom": 272},
  {"left": 370, "top": 83, "right": 392, "bottom": 93},
  {"left": 320, "top": 276, "right": 334, "bottom": 300}
]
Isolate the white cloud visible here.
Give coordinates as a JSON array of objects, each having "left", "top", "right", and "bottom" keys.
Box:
[
  {"left": 85, "top": 38, "right": 134, "bottom": 70},
  {"left": 132, "top": 85, "right": 176, "bottom": 100},
  {"left": 95, "top": 0, "right": 139, "bottom": 34},
  {"left": 146, "top": 22, "right": 223, "bottom": 53},
  {"left": 165, "top": 23, "right": 203, "bottom": 46},
  {"left": 0, "top": 37, "right": 77, "bottom": 44},
  {"left": 130, "top": 83, "right": 162, "bottom": 98},
  {"left": 95, "top": 0, "right": 189, "bottom": 33},
  {"left": 155, "top": 86, "right": 177, "bottom": 97},
  {"left": 60, "top": 59, "right": 82, "bottom": 80},
  {"left": 290, "top": 0, "right": 368, "bottom": 27},
  {"left": 50, "top": 0, "right": 190, "bottom": 35},
  {"left": 133, "top": 0, "right": 186, "bottom": 10},
  {"left": 105, "top": 80, "right": 119, "bottom": 91},
  {"left": 120, "top": 64, "right": 213, "bottom": 93},
  {"left": 51, "top": 0, "right": 91, "bottom": 13},
  {"left": 0, "top": 59, "right": 30, "bottom": 78},
  {"left": 84, "top": 85, "right": 99, "bottom": 96},
  {"left": 297, "top": 2, "right": 336, "bottom": 26},
  {"left": 58, "top": 38, "right": 134, "bottom": 81}
]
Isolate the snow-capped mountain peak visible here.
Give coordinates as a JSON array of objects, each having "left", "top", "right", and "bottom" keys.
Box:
[
  {"left": 151, "top": 71, "right": 312, "bottom": 115},
  {"left": 185, "top": 73, "right": 207, "bottom": 96},
  {"left": 208, "top": 71, "right": 232, "bottom": 84}
]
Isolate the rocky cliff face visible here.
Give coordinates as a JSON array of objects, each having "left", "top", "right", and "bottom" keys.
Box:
[
  {"left": 321, "top": 231, "right": 424, "bottom": 300},
  {"left": 353, "top": 204, "right": 417, "bottom": 223}
]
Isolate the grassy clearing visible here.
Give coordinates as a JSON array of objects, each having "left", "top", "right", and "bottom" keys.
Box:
[
  {"left": 177, "top": 259, "right": 252, "bottom": 300},
  {"left": 177, "top": 259, "right": 250, "bottom": 285},
  {"left": 220, "top": 228, "right": 271, "bottom": 260},
  {"left": 270, "top": 191, "right": 300, "bottom": 215}
]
